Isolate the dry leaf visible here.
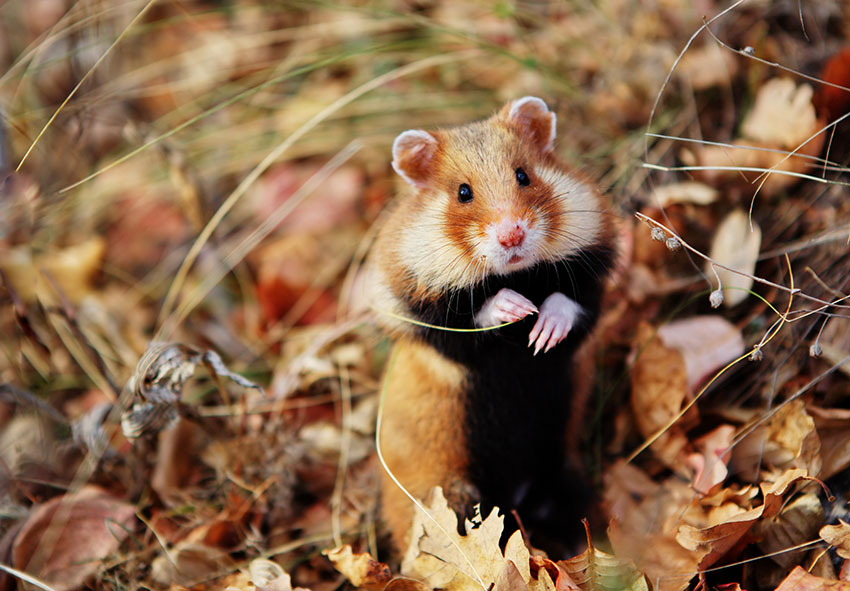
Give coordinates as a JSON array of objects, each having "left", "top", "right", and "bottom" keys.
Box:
[
  {"left": 676, "top": 468, "right": 807, "bottom": 572},
  {"left": 809, "top": 406, "right": 850, "bottom": 479},
  {"left": 12, "top": 486, "right": 136, "bottom": 591},
  {"left": 775, "top": 566, "right": 850, "bottom": 591},
  {"left": 706, "top": 209, "right": 761, "bottom": 307},
  {"left": 756, "top": 493, "right": 823, "bottom": 569},
  {"left": 681, "top": 78, "right": 826, "bottom": 197},
  {"left": 150, "top": 540, "right": 237, "bottom": 586},
  {"left": 650, "top": 181, "right": 718, "bottom": 207},
  {"left": 821, "top": 520, "right": 850, "bottom": 560},
  {"left": 248, "top": 558, "right": 310, "bottom": 591},
  {"left": 121, "top": 342, "right": 263, "bottom": 438},
  {"left": 323, "top": 545, "right": 392, "bottom": 590},
  {"left": 677, "top": 44, "right": 738, "bottom": 90},
  {"left": 401, "top": 487, "right": 507, "bottom": 591},
  {"left": 732, "top": 399, "right": 822, "bottom": 481},
  {"left": 558, "top": 527, "right": 648, "bottom": 591},
  {"left": 657, "top": 316, "right": 745, "bottom": 392},
  {"left": 684, "top": 424, "right": 735, "bottom": 494},
  {"left": 815, "top": 48, "right": 850, "bottom": 121},
  {"left": 629, "top": 322, "right": 692, "bottom": 467}
]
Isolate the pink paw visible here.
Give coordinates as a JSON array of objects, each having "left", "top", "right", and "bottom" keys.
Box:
[
  {"left": 475, "top": 288, "right": 538, "bottom": 328},
  {"left": 528, "top": 292, "right": 583, "bottom": 355}
]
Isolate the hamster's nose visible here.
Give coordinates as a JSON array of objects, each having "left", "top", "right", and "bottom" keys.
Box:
[{"left": 497, "top": 223, "right": 526, "bottom": 249}]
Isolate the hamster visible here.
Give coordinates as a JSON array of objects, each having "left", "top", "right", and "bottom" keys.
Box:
[{"left": 369, "top": 96, "right": 617, "bottom": 557}]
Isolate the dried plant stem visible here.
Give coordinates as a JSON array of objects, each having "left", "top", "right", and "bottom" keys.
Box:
[
  {"left": 16, "top": 0, "right": 158, "bottom": 171},
  {"left": 156, "top": 49, "right": 482, "bottom": 336},
  {"left": 0, "top": 564, "right": 56, "bottom": 591}
]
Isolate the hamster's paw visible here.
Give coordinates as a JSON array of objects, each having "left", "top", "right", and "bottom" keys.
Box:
[
  {"left": 475, "top": 288, "right": 538, "bottom": 328},
  {"left": 528, "top": 292, "right": 583, "bottom": 355}
]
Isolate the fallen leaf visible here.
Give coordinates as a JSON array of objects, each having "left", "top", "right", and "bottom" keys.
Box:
[
  {"left": 814, "top": 48, "right": 850, "bottom": 121},
  {"left": 323, "top": 545, "right": 392, "bottom": 590},
  {"left": 740, "top": 78, "right": 820, "bottom": 149},
  {"left": 707, "top": 209, "right": 761, "bottom": 307},
  {"left": 821, "top": 520, "right": 850, "bottom": 560},
  {"left": 775, "top": 566, "right": 850, "bottom": 591},
  {"left": 12, "top": 486, "right": 136, "bottom": 591},
  {"left": 558, "top": 525, "right": 648, "bottom": 591},
  {"left": 401, "top": 487, "right": 507, "bottom": 591},
  {"left": 650, "top": 181, "right": 719, "bottom": 207},
  {"left": 731, "top": 399, "right": 822, "bottom": 481},
  {"left": 684, "top": 424, "right": 735, "bottom": 494},
  {"left": 121, "top": 341, "right": 263, "bottom": 438},
  {"left": 757, "top": 493, "right": 823, "bottom": 568},
  {"left": 681, "top": 78, "right": 826, "bottom": 197},
  {"left": 657, "top": 316, "right": 745, "bottom": 392},
  {"left": 677, "top": 44, "right": 738, "bottom": 90},
  {"left": 629, "top": 322, "right": 693, "bottom": 467},
  {"left": 150, "top": 540, "right": 237, "bottom": 586},
  {"left": 809, "top": 406, "right": 850, "bottom": 479},
  {"left": 676, "top": 468, "right": 807, "bottom": 572},
  {"left": 248, "top": 558, "right": 311, "bottom": 591}
]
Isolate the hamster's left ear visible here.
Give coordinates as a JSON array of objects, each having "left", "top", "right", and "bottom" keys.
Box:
[{"left": 501, "top": 96, "right": 556, "bottom": 153}]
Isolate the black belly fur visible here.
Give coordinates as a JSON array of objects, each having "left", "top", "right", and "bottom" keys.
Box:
[{"left": 403, "top": 245, "right": 615, "bottom": 554}]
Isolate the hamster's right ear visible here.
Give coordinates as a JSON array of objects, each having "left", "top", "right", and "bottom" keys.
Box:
[{"left": 392, "top": 130, "right": 438, "bottom": 188}]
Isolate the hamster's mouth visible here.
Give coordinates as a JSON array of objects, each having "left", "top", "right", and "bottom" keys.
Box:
[{"left": 508, "top": 254, "right": 523, "bottom": 264}]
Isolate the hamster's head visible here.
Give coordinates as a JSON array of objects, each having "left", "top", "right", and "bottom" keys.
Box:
[{"left": 391, "top": 97, "right": 606, "bottom": 291}]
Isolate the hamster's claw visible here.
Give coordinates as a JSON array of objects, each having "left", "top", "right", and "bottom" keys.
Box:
[
  {"left": 475, "top": 288, "right": 538, "bottom": 328},
  {"left": 528, "top": 292, "right": 583, "bottom": 354}
]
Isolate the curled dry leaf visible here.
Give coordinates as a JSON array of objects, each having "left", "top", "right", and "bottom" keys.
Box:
[
  {"left": 676, "top": 468, "right": 808, "bottom": 572},
  {"left": 821, "top": 520, "right": 850, "bottom": 560},
  {"left": 323, "top": 545, "right": 392, "bottom": 591},
  {"left": 809, "top": 406, "right": 850, "bottom": 480},
  {"left": 706, "top": 209, "right": 761, "bottom": 307},
  {"left": 684, "top": 424, "right": 735, "bottom": 495},
  {"left": 12, "top": 485, "right": 136, "bottom": 591},
  {"left": 731, "top": 399, "right": 822, "bottom": 482},
  {"left": 121, "top": 341, "right": 263, "bottom": 438}
]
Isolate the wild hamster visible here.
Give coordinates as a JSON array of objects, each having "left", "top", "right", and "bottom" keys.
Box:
[{"left": 370, "top": 96, "right": 617, "bottom": 556}]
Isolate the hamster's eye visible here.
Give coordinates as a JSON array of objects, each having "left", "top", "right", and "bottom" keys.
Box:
[
  {"left": 458, "top": 183, "right": 474, "bottom": 203},
  {"left": 515, "top": 167, "right": 530, "bottom": 187}
]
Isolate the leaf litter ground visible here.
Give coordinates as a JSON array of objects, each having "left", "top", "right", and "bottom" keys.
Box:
[{"left": 0, "top": 1, "right": 849, "bottom": 590}]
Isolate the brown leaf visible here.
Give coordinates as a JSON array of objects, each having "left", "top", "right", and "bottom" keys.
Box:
[
  {"left": 323, "top": 545, "right": 392, "bottom": 591},
  {"left": 809, "top": 406, "right": 850, "bottom": 479},
  {"left": 681, "top": 78, "right": 826, "bottom": 198},
  {"left": 731, "top": 399, "right": 822, "bottom": 481},
  {"left": 150, "top": 540, "right": 237, "bottom": 586},
  {"left": 775, "top": 566, "right": 850, "bottom": 591},
  {"left": 814, "top": 48, "right": 850, "bottom": 121},
  {"left": 557, "top": 525, "right": 648, "bottom": 591},
  {"left": 758, "top": 493, "right": 823, "bottom": 568},
  {"left": 12, "top": 486, "right": 136, "bottom": 591},
  {"left": 821, "top": 520, "right": 850, "bottom": 560},
  {"left": 629, "top": 322, "right": 692, "bottom": 467},
  {"left": 675, "top": 469, "right": 807, "bottom": 572}
]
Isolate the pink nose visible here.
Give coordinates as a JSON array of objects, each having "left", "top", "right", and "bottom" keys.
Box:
[{"left": 498, "top": 224, "right": 525, "bottom": 248}]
